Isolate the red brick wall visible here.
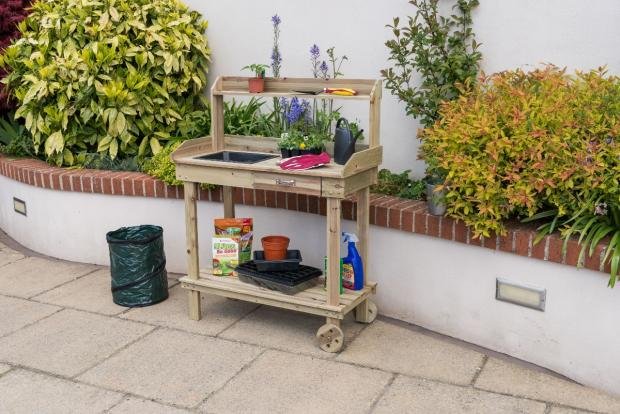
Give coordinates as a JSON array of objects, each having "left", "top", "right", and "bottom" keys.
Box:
[{"left": 0, "top": 155, "right": 609, "bottom": 274}]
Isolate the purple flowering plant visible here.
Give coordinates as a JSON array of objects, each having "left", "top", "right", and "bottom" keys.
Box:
[{"left": 270, "top": 14, "right": 282, "bottom": 78}]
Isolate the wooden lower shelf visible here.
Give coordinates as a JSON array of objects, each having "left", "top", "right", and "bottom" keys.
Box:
[{"left": 179, "top": 270, "right": 377, "bottom": 320}]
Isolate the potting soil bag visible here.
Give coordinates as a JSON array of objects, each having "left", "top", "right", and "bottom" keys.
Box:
[{"left": 106, "top": 225, "right": 169, "bottom": 307}]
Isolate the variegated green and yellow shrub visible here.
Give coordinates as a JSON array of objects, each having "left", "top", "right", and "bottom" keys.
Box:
[
  {"left": 0, "top": 0, "right": 210, "bottom": 166},
  {"left": 420, "top": 66, "right": 620, "bottom": 237}
]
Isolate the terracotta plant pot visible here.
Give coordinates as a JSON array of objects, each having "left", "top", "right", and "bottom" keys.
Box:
[
  {"left": 261, "top": 235, "right": 290, "bottom": 260},
  {"left": 248, "top": 77, "right": 265, "bottom": 93}
]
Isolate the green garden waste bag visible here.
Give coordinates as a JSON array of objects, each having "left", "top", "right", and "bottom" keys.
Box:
[{"left": 106, "top": 225, "right": 169, "bottom": 307}]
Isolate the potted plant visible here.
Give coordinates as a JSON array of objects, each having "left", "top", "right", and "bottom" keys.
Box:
[
  {"left": 300, "top": 131, "right": 327, "bottom": 155},
  {"left": 242, "top": 64, "right": 269, "bottom": 93},
  {"left": 278, "top": 132, "right": 298, "bottom": 158},
  {"left": 381, "top": 0, "right": 481, "bottom": 216},
  {"left": 425, "top": 173, "right": 447, "bottom": 216}
]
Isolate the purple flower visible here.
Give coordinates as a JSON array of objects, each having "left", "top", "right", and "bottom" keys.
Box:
[
  {"left": 287, "top": 97, "right": 303, "bottom": 124},
  {"left": 310, "top": 44, "right": 320, "bottom": 59},
  {"left": 271, "top": 49, "right": 282, "bottom": 67},
  {"left": 271, "top": 14, "right": 281, "bottom": 26},
  {"left": 319, "top": 60, "right": 329, "bottom": 79}
]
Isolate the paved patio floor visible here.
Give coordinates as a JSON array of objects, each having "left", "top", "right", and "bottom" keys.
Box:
[{"left": 0, "top": 235, "right": 618, "bottom": 414}]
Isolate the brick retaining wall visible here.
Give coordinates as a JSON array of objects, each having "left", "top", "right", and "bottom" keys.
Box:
[{"left": 0, "top": 155, "right": 609, "bottom": 274}]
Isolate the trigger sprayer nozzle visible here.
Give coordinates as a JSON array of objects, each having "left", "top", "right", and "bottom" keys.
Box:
[{"left": 341, "top": 232, "right": 359, "bottom": 243}]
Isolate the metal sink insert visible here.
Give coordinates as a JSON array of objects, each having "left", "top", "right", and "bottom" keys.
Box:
[{"left": 194, "top": 151, "right": 277, "bottom": 164}]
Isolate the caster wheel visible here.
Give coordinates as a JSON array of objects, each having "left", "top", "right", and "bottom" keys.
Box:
[
  {"left": 355, "top": 300, "right": 377, "bottom": 324},
  {"left": 316, "top": 323, "right": 344, "bottom": 353}
]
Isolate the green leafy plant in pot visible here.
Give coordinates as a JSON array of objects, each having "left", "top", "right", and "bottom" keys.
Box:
[
  {"left": 381, "top": 0, "right": 481, "bottom": 215},
  {"left": 242, "top": 64, "right": 269, "bottom": 93}
]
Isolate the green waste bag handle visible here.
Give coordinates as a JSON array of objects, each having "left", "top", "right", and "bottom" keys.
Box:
[{"left": 111, "top": 260, "right": 166, "bottom": 293}]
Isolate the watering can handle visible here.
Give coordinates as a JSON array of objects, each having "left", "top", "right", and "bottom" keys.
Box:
[{"left": 335, "top": 118, "right": 350, "bottom": 130}]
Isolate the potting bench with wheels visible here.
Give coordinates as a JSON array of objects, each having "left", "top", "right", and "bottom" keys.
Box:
[{"left": 172, "top": 76, "right": 382, "bottom": 352}]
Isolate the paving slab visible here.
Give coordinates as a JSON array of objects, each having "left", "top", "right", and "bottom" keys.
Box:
[
  {"left": 475, "top": 358, "right": 620, "bottom": 413},
  {"left": 337, "top": 320, "right": 484, "bottom": 385},
  {"left": 34, "top": 269, "right": 126, "bottom": 315},
  {"left": 0, "top": 248, "right": 25, "bottom": 267},
  {"left": 549, "top": 407, "right": 591, "bottom": 414},
  {"left": 78, "top": 328, "right": 262, "bottom": 408},
  {"left": 0, "top": 369, "right": 122, "bottom": 414},
  {"left": 0, "top": 294, "right": 60, "bottom": 337},
  {"left": 202, "top": 350, "right": 391, "bottom": 414},
  {"left": 108, "top": 397, "right": 191, "bottom": 414},
  {"left": 121, "top": 285, "right": 257, "bottom": 336},
  {"left": 219, "top": 305, "right": 365, "bottom": 357},
  {"left": 373, "top": 375, "right": 547, "bottom": 414},
  {"left": 0, "top": 309, "right": 153, "bottom": 377},
  {"left": 0, "top": 256, "right": 96, "bottom": 298}
]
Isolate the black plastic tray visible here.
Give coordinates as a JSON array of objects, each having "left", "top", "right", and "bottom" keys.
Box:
[
  {"left": 235, "top": 261, "right": 322, "bottom": 295},
  {"left": 253, "top": 250, "right": 302, "bottom": 272},
  {"left": 194, "top": 151, "right": 277, "bottom": 164}
]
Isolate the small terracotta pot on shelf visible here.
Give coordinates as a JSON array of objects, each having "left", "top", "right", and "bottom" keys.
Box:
[
  {"left": 261, "top": 235, "right": 290, "bottom": 260},
  {"left": 248, "top": 77, "right": 265, "bottom": 93}
]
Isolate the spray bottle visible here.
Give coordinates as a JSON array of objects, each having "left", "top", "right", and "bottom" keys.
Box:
[{"left": 341, "top": 232, "right": 364, "bottom": 290}]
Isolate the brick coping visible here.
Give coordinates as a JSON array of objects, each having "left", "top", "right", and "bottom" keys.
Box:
[{"left": 0, "top": 155, "right": 610, "bottom": 275}]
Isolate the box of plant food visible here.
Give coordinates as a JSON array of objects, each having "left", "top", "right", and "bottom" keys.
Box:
[
  {"left": 212, "top": 218, "right": 253, "bottom": 275},
  {"left": 212, "top": 237, "right": 240, "bottom": 276}
]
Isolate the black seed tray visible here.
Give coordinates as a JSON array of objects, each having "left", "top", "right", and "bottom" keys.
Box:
[
  {"left": 253, "top": 250, "right": 302, "bottom": 272},
  {"left": 235, "top": 261, "right": 322, "bottom": 295}
]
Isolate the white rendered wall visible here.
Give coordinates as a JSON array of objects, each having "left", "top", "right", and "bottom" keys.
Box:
[
  {"left": 187, "top": 0, "right": 620, "bottom": 177},
  {"left": 1, "top": 175, "right": 618, "bottom": 396}
]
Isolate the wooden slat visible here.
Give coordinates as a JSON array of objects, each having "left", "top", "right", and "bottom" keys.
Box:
[
  {"left": 216, "top": 76, "right": 376, "bottom": 97},
  {"left": 225, "top": 135, "right": 280, "bottom": 153},
  {"left": 343, "top": 146, "right": 383, "bottom": 176},
  {"left": 369, "top": 81, "right": 382, "bottom": 148},
  {"left": 184, "top": 182, "right": 201, "bottom": 320},
  {"left": 211, "top": 95, "right": 225, "bottom": 151},
  {"left": 223, "top": 186, "right": 235, "bottom": 218},
  {"left": 345, "top": 168, "right": 378, "bottom": 195},
  {"left": 326, "top": 198, "right": 341, "bottom": 306},
  {"left": 179, "top": 273, "right": 376, "bottom": 320},
  {"left": 254, "top": 173, "right": 322, "bottom": 197},
  {"left": 176, "top": 164, "right": 255, "bottom": 188}
]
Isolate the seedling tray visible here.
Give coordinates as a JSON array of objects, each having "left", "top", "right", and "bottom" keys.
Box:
[
  {"left": 253, "top": 250, "right": 302, "bottom": 272},
  {"left": 235, "top": 261, "right": 322, "bottom": 295}
]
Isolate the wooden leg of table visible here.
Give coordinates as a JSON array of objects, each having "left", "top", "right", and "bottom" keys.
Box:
[
  {"left": 356, "top": 187, "right": 370, "bottom": 276},
  {"left": 326, "top": 198, "right": 341, "bottom": 307},
  {"left": 188, "top": 291, "right": 201, "bottom": 321},
  {"left": 223, "top": 186, "right": 235, "bottom": 218},
  {"left": 184, "top": 182, "right": 201, "bottom": 321},
  {"left": 355, "top": 187, "right": 371, "bottom": 321}
]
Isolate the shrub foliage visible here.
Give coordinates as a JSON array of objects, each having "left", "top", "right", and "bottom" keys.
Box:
[
  {"left": 0, "top": 0, "right": 32, "bottom": 112},
  {"left": 421, "top": 66, "right": 620, "bottom": 237},
  {"left": 0, "top": 0, "right": 210, "bottom": 165},
  {"left": 382, "top": 0, "right": 481, "bottom": 129}
]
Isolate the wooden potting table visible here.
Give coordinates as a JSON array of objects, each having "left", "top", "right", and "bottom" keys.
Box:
[{"left": 172, "top": 76, "right": 382, "bottom": 352}]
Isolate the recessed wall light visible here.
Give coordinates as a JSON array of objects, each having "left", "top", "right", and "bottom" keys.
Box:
[
  {"left": 13, "top": 197, "right": 27, "bottom": 216},
  {"left": 496, "top": 278, "right": 546, "bottom": 311}
]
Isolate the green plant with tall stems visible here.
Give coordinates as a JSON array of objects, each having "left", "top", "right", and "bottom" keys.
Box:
[
  {"left": 382, "top": 0, "right": 481, "bottom": 182},
  {"left": 0, "top": 113, "right": 36, "bottom": 157},
  {"left": 524, "top": 199, "right": 620, "bottom": 288}
]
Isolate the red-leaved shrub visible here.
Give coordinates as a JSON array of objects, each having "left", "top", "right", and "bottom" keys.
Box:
[{"left": 0, "top": 0, "right": 32, "bottom": 113}]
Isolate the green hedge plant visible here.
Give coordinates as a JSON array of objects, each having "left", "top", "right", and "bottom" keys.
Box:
[
  {"left": 421, "top": 66, "right": 620, "bottom": 238},
  {"left": 0, "top": 0, "right": 210, "bottom": 166}
]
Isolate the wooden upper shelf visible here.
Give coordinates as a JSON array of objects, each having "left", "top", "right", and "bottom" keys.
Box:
[{"left": 211, "top": 76, "right": 382, "bottom": 101}]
